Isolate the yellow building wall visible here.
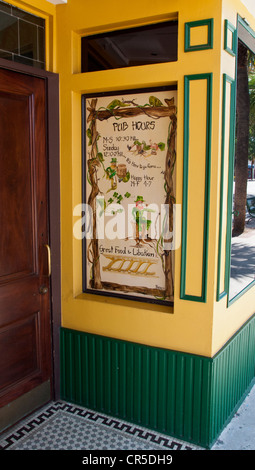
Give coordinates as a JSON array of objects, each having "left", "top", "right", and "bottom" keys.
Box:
[
  {"left": 7, "top": 0, "right": 255, "bottom": 358},
  {"left": 56, "top": 0, "right": 224, "bottom": 357}
]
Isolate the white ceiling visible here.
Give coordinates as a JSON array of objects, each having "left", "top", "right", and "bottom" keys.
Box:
[
  {"left": 241, "top": 0, "right": 255, "bottom": 18},
  {"left": 46, "top": 0, "right": 67, "bottom": 5}
]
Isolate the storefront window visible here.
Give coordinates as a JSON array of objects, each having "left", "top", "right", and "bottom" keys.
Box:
[
  {"left": 0, "top": 0, "right": 45, "bottom": 69},
  {"left": 81, "top": 21, "right": 178, "bottom": 72},
  {"left": 229, "top": 20, "right": 255, "bottom": 301}
]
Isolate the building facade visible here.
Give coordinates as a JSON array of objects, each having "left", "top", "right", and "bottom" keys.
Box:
[{"left": 0, "top": 0, "right": 255, "bottom": 448}]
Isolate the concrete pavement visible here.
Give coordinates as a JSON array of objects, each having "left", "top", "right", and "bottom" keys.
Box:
[{"left": 211, "top": 382, "right": 255, "bottom": 450}]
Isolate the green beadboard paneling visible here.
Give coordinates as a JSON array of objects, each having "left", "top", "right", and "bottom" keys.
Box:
[
  {"left": 209, "top": 316, "right": 255, "bottom": 445},
  {"left": 60, "top": 314, "right": 255, "bottom": 448}
]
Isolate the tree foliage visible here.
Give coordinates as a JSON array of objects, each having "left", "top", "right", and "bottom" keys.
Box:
[
  {"left": 233, "top": 42, "right": 250, "bottom": 236},
  {"left": 233, "top": 49, "right": 255, "bottom": 236}
]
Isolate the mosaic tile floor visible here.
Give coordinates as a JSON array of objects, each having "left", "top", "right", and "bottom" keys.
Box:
[{"left": 0, "top": 401, "right": 203, "bottom": 451}]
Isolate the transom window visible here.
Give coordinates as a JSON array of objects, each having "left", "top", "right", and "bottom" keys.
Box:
[
  {"left": 0, "top": 0, "right": 45, "bottom": 69},
  {"left": 81, "top": 21, "right": 178, "bottom": 73}
]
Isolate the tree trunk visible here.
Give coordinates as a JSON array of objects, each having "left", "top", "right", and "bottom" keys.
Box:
[
  {"left": 87, "top": 99, "right": 102, "bottom": 289},
  {"left": 233, "top": 41, "right": 250, "bottom": 236},
  {"left": 164, "top": 113, "right": 177, "bottom": 299}
]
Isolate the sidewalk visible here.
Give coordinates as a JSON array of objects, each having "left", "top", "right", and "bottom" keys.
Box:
[
  {"left": 211, "top": 382, "right": 255, "bottom": 450},
  {"left": 1, "top": 383, "right": 255, "bottom": 451}
]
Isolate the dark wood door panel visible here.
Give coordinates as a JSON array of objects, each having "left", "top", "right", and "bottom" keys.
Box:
[
  {"left": 0, "top": 91, "right": 36, "bottom": 282},
  {"left": 0, "top": 276, "right": 40, "bottom": 327},
  {"left": 0, "top": 68, "right": 52, "bottom": 408},
  {"left": 0, "top": 312, "right": 40, "bottom": 391}
]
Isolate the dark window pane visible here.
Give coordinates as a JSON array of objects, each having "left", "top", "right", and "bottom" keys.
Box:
[
  {"left": 82, "top": 21, "right": 178, "bottom": 72},
  {"left": 13, "top": 53, "right": 44, "bottom": 69},
  {"left": 0, "top": 12, "right": 18, "bottom": 54},
  {"left": 19, "top": 19, "right": 37, "bottom": 59},
  {"left": 0, "top": 2, "right": 45, "bottom": 69},
  {"left": 12, "top": 6, "right": 45, "bottom": 28},
  {"left": 13, "top": 53, "right": 33, "bottom": 66},
  {"left": 38, "top": 26, "right": 45, "bottom": 63},
  {"left": 0, "top": 48, "right": 12, "bottom": 60},
  {"left": 0, "top": 1, "right": 11, "bottom": 15}
]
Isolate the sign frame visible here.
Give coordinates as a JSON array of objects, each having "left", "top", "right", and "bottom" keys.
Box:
[{"left": 82, "top": 86, "right": 177, "bottom": 306}]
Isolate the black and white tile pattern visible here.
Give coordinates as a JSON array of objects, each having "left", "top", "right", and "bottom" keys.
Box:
[{"left": 0, "top": 401, "right": 203, "bottom": 450}]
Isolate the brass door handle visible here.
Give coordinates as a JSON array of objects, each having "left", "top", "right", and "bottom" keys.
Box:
[{"left": 44, "top": 244, "right": 51, "bottom": 277}]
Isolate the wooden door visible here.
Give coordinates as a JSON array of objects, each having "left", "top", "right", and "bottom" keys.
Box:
[{"left": 0, "top": 68, "right": 52, "bottom": 408}]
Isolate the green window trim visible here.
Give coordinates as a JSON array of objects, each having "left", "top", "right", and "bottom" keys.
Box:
[
  {"left": 238, "top": 15, "right": 255, "bottom": 42},
  {"left": 228, "top": 279, "right": 255, "bottom": 306},
  {"left": 184, "top": 19, "right": 214, "bottom": 52},
  {"left": 180, "top": 73, "right": 213, "bottom": 303},
  {"left": 224, "top": 20, "right": 237, "bottom": 57},
  {"left": 217, "top": 74, "right": 236, "bottom": 302}
]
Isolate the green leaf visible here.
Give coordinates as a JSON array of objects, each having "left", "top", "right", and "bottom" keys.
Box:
[
  {"left": 158, "top": 142, "right": 165, "bottom": 151},
  {"left": 114, "top": 208, "right": 124, "bottom": 213},
  {"left": 97, "top": 152, "right": 104, "bottom": 162},
  {"left": 143, "top": 143, "right": 151, "bottom": 151},
  {"left": 149, "top": 96, "right": 163, "bottom": 107},
  {"left": 124, "top": 192, "right": 131, "bottom": 198},
  {"left": 122, "top": 171, "right": 130, "bottom": 182},
  {"left": 107, "top": 99, "right": 129, "bottom": 110},
  {"left": 87, "top": 171, "right": 92, "bottom": 185},
  {"left": 86, "top": 128, "right": 92, "bottom": 145}
]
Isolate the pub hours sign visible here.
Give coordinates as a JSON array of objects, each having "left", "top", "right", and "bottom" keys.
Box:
[{"left": 82, "top": 87, "right": 177, "bottom": 305}]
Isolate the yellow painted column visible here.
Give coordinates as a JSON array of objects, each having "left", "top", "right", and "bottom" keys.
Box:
[{"left": 56, "top": 0, "right": 228, "bottom": 357}]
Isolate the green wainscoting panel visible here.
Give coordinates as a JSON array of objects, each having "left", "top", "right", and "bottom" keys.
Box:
[
  {"left": 210, "top": 316, "right": 255, "bottom": 443},
  {"left": 60, "top": 314, "right": 255, "bottom": 448}
]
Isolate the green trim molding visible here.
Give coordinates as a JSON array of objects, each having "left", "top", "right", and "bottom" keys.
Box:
[
  {"left": 60, "top": 313, "right": 255, "bottom": 448},
  {"left": 180, "top": 73, "right": 212, "bottom": 302},
  {"left": 238, "top": 15, "right": 255, "bottom": 45},
  {"left": 224, "top": 20, "right": 237, "bottom": 56},
  {"left": 217, "top": 74, "right": 236, "bottom": 301},
  {"left": 185, "top": 19, "right": 214, "bottom": 52}
]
